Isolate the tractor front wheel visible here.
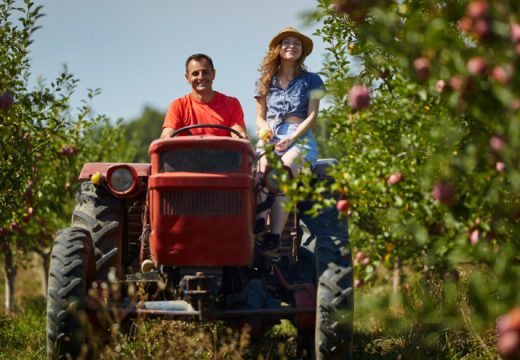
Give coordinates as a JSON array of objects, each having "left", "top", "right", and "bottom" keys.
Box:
[{"left": 46, "top": 227, "right": 96, "bottom": 359}]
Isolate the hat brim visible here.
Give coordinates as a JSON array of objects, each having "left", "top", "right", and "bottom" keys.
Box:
[{"left": 269, "top": 29, "right": 313, "bottom": 57}]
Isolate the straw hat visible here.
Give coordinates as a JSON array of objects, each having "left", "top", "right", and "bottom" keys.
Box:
[{"left": 269, "top": 27, "right": 313, "bottom": 57}]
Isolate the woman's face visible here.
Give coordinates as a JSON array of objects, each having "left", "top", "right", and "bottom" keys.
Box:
[{"left": 279, "top": 36, "right": 303, "bottom": 61}]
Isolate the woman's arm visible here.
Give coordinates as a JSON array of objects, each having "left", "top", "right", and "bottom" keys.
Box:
[
  {"left": 292, "top": 97, "right": 320, "bottom": 139},
  {"left": 275, "top": 97, "right": 320, "bottom": 151},
  {"left": 255, "top": 96, "right": 273, "bottom": 140}
]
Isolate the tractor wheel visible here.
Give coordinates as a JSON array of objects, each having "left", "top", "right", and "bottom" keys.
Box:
[
  {"left": 315, "top": 261, "right": 353, "bottom": 359},
  {"left": 72, "top": 181, "right": 125, "bottom": 280},
  {"left": 299, "top": 205, "right": 354, "bottom": 360},
  {"left": 46, "top": 227, "right": 96, "bottom": 359}
]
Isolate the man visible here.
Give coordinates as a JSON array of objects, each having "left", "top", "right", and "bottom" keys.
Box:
[{"left": 160, "top": 53, "right": 248, "bottom": 139}]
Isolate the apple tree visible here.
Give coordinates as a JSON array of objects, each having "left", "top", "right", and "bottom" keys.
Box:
[
  {"left": 290, "top": 0, "right": 520, "bottom": 341},
  {"left": 0, "top": 0, "right": 136, "bottom": 312}
]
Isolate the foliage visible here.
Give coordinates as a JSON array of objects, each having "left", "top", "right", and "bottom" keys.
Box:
[
  {"left": 123, "top": 106, "right": 164, "bottom": 162},
  {"left": 284, "top": 0, "right": 520, "bottom": 339},
  {"left": 0, "top": 0, "right": 137, "bottom": 259}
]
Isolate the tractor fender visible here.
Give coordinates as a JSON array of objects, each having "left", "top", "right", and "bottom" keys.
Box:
[{"left": 78, "top": 162, "right": 151, "bottom": 181}]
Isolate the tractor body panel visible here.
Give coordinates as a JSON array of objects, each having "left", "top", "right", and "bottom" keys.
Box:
[{"left": 148, "top": 136, "right": 255, "bottom": 267}]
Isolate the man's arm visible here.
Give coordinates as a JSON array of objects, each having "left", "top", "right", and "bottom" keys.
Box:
[
  {"left": 161, "top": 99, "right": 183, "bottom": 139},
  {"left": 231, "top": 124, "right": 248, "bottom": 139},
  {"left": 160, "top": 127, "right": 175, "bottom": 139},
  {"left": 230, "top": 97, "right": 248, "bottom": 139}
]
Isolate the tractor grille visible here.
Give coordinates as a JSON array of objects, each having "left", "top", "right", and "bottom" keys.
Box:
[{"left": 161, "top": 190, "right": 243, "bottom": 216}]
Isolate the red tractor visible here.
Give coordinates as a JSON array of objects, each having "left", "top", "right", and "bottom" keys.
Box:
[{"left": 46, "top": 125, "right": 353, "bottom": 359}]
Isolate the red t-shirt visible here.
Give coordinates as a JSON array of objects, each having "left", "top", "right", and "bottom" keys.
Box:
[{"left": 163, "top": 92, "right": 246, "bottom": 136}]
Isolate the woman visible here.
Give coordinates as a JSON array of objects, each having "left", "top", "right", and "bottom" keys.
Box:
[{"left": 254, "top": 27, "right": 324, "bottom": 253}]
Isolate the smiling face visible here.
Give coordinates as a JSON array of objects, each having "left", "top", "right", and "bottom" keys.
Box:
[
  {"left": 185, "top": 58, "right": 216, "bottom": 96},
  {"left": 279, "top": 36, "right": 303, "bottom": 61}
]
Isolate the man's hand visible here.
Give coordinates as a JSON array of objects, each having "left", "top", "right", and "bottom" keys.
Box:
[{"left": 231, "top": 124, "right": 248, "bottom": 139}]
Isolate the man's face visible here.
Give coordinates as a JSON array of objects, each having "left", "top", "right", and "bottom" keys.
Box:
[{"left": 185, "top": 58, "right": 215, "bottom": 94}]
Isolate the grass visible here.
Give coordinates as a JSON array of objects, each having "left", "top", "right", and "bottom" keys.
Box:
[{"left": 0, "top": 258, "right": 499, "bottom": 359}]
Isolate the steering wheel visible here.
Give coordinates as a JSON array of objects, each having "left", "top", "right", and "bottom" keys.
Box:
[{"left": 170, "top": 124, "right": 244, "bottom": 138}]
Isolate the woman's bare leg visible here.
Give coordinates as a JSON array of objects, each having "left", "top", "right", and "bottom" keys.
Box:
[
  {"left": 269, "top": 149, "right": 304, "bottom": 234},
  {"left": 255, "top": 155, "right": 269, "bottom": 226}
]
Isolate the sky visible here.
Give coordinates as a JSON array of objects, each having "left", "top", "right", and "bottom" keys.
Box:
[{"left": 25, "top": 0, "right": 327, "bottom": 131}]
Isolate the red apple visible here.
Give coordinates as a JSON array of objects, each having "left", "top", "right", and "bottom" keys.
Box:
[
  {"left": 497, "top": 308, "right": 520, "bottom": 359},
  {"left": 336, "top": 199, "right": 350, "bottom": 213},
  {"left": 432, "top": 182, "right": 455, "bottom": 205},
  {"left": 435, "top": 79, "right": 446, "bottom": 93},
  {"left": 469, "top": 229, "right": 479, "bottom": 246},
  {"left": 496, "top": 161, "right": 506, "bottom": 172},
  {"left": 498, "top": 331, "right": 520, "bottom": 359},
  {"left": 490, "top": 135, "right": 507, "bottom": 153},
  {"left": 413, "top": 57, "right": 431, "bottom": 81},
  {"left": 354, "top": 278, "right": 364, "bottom": 288},
  {"left": 457, "top": 17, "right": 473, "bottom": 33},
  {"left": 354, "top": 250, "right": 366, "bottom": 264},
  {"left": 499, "top": 308, "right": 520, "bottom": 334},
  {"left": 9, "top": 221, "right": 22, "bottom": 234},
  {"left": 387, "top": 172, "right": 404, "bottom": 185},
  {"left": 510, "top": 23, "right": 520, "bottom": 43},
  {"left": 449, "top": 75, "right": 465, "bottom": 92},
  {"left": 379, "top": 69, "right": 391, "bottom": 80},
  {"left": 348, "top": 85, "right": 371, "bottom": 110},
  {"left": 491, "top": 65, "right": 511, "bottom": 84},
  {"left": 59, "top": 145, "right": 77, "bottom": 157},
  {"left": 467, "top": 56, "right": 487, "bottom": 76},
  {"left": 334, "top": 0, "right": 372, "bottom": 22},
  {"left": 473, "top": 18, "right": 492, "bottom": 40},
  {"left": 0, "top": 93, "right": 14, "bottom": 111},
  {"left": 467, "top": 0, "right": 490, "bottom": 19}
]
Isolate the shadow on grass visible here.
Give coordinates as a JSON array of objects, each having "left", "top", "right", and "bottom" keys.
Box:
[{"left": 351, "top": 325, "right": 495, "bottom": 360}]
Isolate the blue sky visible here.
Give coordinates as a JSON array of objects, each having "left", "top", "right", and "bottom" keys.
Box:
[{"left": 26, "top": 0, "right": 326, "bottom": 131}]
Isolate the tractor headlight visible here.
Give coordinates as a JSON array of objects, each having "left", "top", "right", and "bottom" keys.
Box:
[{"left": 107, "top": 165, "right": 137, "bottom": 195}]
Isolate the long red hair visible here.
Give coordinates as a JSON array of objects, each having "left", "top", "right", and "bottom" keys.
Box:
[{"left": 257, "top": 43, "right": 307, "bottom": 96}]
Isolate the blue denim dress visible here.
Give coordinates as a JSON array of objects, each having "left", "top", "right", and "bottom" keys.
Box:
[{"left": 255, "top": 71, "right": 323, "bottom": 166}]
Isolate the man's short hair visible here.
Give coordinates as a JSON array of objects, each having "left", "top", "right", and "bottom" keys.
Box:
[{"left": 185, "top": 54, "right": 214, "bottom": 72}]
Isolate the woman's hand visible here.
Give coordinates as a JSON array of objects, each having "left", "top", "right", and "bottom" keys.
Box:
[{"left": 275, "top": 137, "right": 295, "bottom": 152}]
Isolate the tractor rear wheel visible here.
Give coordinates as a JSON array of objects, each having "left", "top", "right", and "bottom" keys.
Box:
[
  {"left": 46, "top": 227, "right": 96, "bottom": 359},
  {"left": 72, "top": 181, "right": 125, "bottom": 280},
  {"left": 299, "top": 205, "right": 354, "bottom": 360},
  {"left": 315, "top": 261, "right": 353, "bottom": 359}
]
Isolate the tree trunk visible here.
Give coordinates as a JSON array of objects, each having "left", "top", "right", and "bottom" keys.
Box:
[
  {"left": 35, "top": 248, "right": 51, "bottom": 297},
  {"left": 392, "top": 257, "right": 401, "bottom": 294},
  {"left": 3, "top": 247, "right": 16, "bottom": 314}
]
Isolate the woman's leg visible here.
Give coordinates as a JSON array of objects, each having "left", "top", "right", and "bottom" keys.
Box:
[
  {"left": 269, "top": 149, "right": 304, "bottom": 235},
  {"left": 255, "top": 155, "right": 270, "bottom": 227}
]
